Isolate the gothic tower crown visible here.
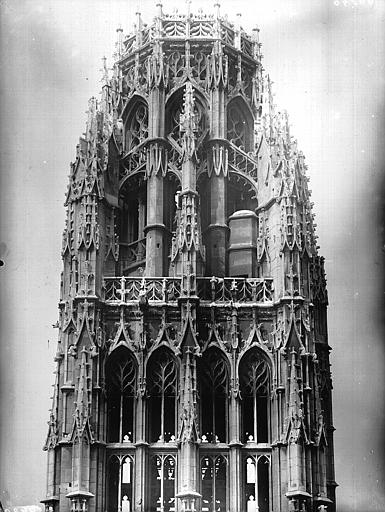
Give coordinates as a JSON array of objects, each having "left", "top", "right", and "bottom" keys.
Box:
[{"left": 43, "top": 4, "right": 335, "bottom": 512}]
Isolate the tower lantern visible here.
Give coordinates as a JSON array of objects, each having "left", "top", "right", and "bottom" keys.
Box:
[{"left": 42, "top": 5, "right": 336, "bottom": 512}]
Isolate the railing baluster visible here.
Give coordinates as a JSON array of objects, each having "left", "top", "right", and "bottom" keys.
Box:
[
  {"left": 120, "top": 276, "right": 126, "bottom": 303},
  {"left": 162, "top": 278, "right": 167, "bottom": 302},
  {"left": 210, "top": 276, "right": 216, "bottom": 302}
]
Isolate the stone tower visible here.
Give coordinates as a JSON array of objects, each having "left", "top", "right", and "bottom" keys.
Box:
[{"left": 42, "top": 4, "right": 336, "bottom": 512}]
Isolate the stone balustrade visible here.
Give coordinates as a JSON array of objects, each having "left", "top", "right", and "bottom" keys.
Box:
[{"left": 103, "top": 276, "right": 273, "bottom": 305}]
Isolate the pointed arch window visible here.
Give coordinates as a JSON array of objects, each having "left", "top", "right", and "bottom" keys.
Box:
[
  {"left": 166, "top": 89, "right": 207, "bottom": 148},
  {"left": 199, "top": 350, "right": 228, "bottom": 443},
  {"left": 125, "top": 102, "right": 148, "bottom": 151},
  {"left": 239, "top": 351, "right": 270, "bottom": 444},
  {"left": 106, "top": 349, "right": 137, "bottom": 443},
  {"left": 244, "top": 455, "right": 270, "bottom": 512},
  {"left": 147, "top": 350, "right": 177, "bottom": 443},
  {"left": 150, "top": 454, "right": 176, "bottom": 512},
  {"left": 200, "top": 454, "right": 228, "bottom": 512},
  {"left": 65, "top": 330, "right": 75, "bottom": 384},
  {"left": 107, "top": 454, "right": 134, "bottom": 512},
  {"left": 227, "top": 100, "right": 253, "bottom": 152},
  {"left": 118, "top": 175, "right": 147, "bottom": 274}
]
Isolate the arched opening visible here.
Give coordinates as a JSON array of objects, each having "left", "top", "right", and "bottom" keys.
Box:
[
  {"left": 244, "top": 455, "right": 270, "bottom": 512},
  {"left": 227, "top": 98, "right": 254, "bottom": 153},
  {"left": 106, "top": 348, "right": 137, "bottom": 443},
  {"left": 165, "top": 87, "right": 208, "bottom": 149},
  {"left": 149, "top": 454, "right": 176, "bottom": 512},
  {"left": 200, "top": 454, "right": 228, "bottom": 512},
  {"left": 239, "top": 350, "right": 270, "bottom": 444},
  {"left": 227, "top": 174, "right": 258, "bottom": 278},
  {"left": 124, "top": 100, "right": 149, "bottom": 152},
  {"left": 197, "top": 174, "right": 211, "bottom": 235},
  {"left": 147, "top": 349, "right": 178, "bottom": 443},
  {"left": 227, "top": 173, "right": 257, "bottom": 218},
  {"left": 199, "top": 348, "right": 229, "bottom": 444},
  {"left": 118, "top": 174, "right": 147, "bottom": 275},
  {"left": 107, "top": 455, "right": 134, "bottom": 512},
  {"left": 163, "top": 173, "right": 181, "bottom": 273}
]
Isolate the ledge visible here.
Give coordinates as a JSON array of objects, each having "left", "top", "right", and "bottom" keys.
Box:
[
  {"left": 41, "top": 496, "right": 59, "bottom": 504},
  {"left": 285, "top": 490, "right": 312, "bottom": 499},
  {"left": 66, "top": 491, "right": 94, "bottom": 499},
  {"left": 314, "top": 496, "right": 333, "bottom": 503},
  {"left": 176, "top": 490, "right": 201, "bottom": 499}
]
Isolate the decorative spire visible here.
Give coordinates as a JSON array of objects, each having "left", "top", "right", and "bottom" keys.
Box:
[
  {"left": 43, "top": 371, "right": 59, "bottom": 450},
  {"left": 135, "top": 8, "right": 142, "bottom": 48},
  {"left": 180, "top": 82, "right": 198, "bottom": 163},
  {"left": 101, "top": 56, "right": 109, "bottom": 86},
  {"left": 252, "top": 26, "right": 261, "bottom": 59},
  {"left": 288, "top": 348, "right": 301, "bottom": 419},
  {"left": 74, "top": 347, "right": 92, "bottom": 434},
  {"left": 252, "top": 26, "right": 260, "bottom": 44},
  {"left": 235, "top": 12, "right": 242, "bottom": 50},
  {"left": 179, "top": 348, "right": 198, "bottom": 444},
  {"left": 115, "top": 25, "right": 123, "bottom": 59}
]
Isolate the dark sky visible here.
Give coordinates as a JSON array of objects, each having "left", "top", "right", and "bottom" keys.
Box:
[{"left": 0, "top": 1, "right": 384, "bottom": 510}]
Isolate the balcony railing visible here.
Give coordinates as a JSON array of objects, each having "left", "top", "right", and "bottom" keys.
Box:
[
  {"left": 103, "top": 276, "right": 182, "bottom": 303},
  {"left": 103, "top": 276, "right": 273, "bottom": 304},
  {"left": 197, "top": 277, "right": 273, "bottom": 303},
  {"left": 119, "top": 16, "right": 258, "bottom": 61}
]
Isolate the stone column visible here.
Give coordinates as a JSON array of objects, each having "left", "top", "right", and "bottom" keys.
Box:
[
  {"left": 145, "top": 48, "right": 166, "bottom": 276},
  {"left": 145, "top": 173, "right": 165, "bottom": 276},
  {"left": 134, "top": 357, "right": 148, "bottom": 512},
  {"left": 177, "top": 347, "right": 201, "bottom": 512},
  {"left": 206, "top": 171, "right": 228, "bottom": 276},
  {"left": 207, "top": 58, "right": 228, "bottom": 276},
  {"left": 229, "top": 394, "right": 242, "bottom": 511}
]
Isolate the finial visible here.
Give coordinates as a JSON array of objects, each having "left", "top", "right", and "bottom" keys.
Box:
[
  {"left": 101, "top": 56, "right": 109, "bottom": 85},
  {"left": 252, "top": 26, "right": 260, "bottom": 44},
  {"left": 136, "top": 8, "right": 142, "bottom": 28},
  {"left": 116, "top": 25, "right": 123, "bottom": 58},
  {"left": 135, "top": 8, "right": 142, "bottom": 46},
  {"left": 156, "top": 2, "right": 163, "bottom": 17},
  {"left": 186, "top": 0, "right": 192, "bottom": 17},
  {"left": 214, "top": 2, "right": 221, "bottom": 18},
  {"left": 180, "top": 82, "right": 197, "bottom": 162},
  {"left": 235, "top": 13, "right": 242, "bottom": 49},
  {"left": 180, "top": 83, "right": 196, "bottom": 131}
]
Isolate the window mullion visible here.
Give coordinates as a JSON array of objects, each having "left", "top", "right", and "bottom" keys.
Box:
[
  {"left": 160, "top": 456, "right": 164, "bottom": 512},
  {"left": 255, "top": 456, "right": 259, "bottom": 509},
  {"left": 212, "top": 457, "right": 216, "bottom": 512},
  {"left": 161, "top": 387, "right": 165, "bottom": 442},
  {"left": 253, "top": 389, "right": 257, "bottom": 443},
  {"left": 120, "top": 391, "right": 124, "bottom": 443},
  {"left": 118, "top": 457, "right": 122, "bottom": 512},
  {"left": 212, "top": 386, "right": 216, "bottom": 442}
]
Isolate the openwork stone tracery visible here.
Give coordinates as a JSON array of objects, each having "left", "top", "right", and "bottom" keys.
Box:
[{"left": 43, "top": 4, "right": 335, "bottom": 512}]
